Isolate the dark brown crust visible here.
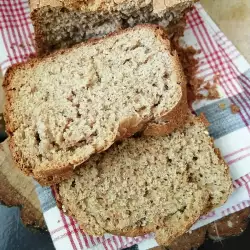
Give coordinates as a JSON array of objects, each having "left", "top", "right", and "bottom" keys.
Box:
[
  {"left": 168, "top": 207, "right": 250, "bottom": 249},
  {"left": 144, "top": 50, "right": 188, "bottom": 136},
  {"left": 51, "top": 185, "right": 63, "bottom": 210},
  {"left": 168, "top": 226, "right": 207, "bottom": 250},
  {"left": 201, "top": 111, "right": 233, "bottom": 207},
  {"left": 35, "top": 168, "right": 75, "bottom": 186},
  {"left": 3, "top": 25, "right": 188, "bottom": 186},
  {"left": 197, "top": 113, "right": 210, "bottom": 127},
  {"left": 30, "top": 9, "right": 50, "bottom": 55}
]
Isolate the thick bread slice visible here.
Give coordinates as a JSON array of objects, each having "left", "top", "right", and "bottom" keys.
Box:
[
  {"left": 0, "top": 141, "right": 45, "bottom": 228},
  {"left": 30, "top": 0, "right": 195, "bottom": 55},
  {"left": 3, "top": 25, "right": 188, "bottom": 185},
  {"left": 56, "top": 114, "right": 232, "bottom": 246}
]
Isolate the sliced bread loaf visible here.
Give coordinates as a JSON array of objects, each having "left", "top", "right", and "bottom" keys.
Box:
[
  {"left": 56, "top": 114, "right": 232, "bottom": 246},
  {"left": 30, "top": 0, "right": 195, "bottom": 54},
  {"left": 3, "top": 25, "right": 187, "bottom": 185}
]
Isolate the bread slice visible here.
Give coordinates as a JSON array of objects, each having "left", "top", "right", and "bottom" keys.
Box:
[
  {"left": 30, "top": 0, "right": 195, "bottom": 55},
  {"left": 0, "top": 141, "right": 45, "bottom": 228},
  {"left": 56, "top": 114, "right": 232, "bottom": 246},
  {"left": 3, "top": 25, "right": 188, "bottom": 185}
]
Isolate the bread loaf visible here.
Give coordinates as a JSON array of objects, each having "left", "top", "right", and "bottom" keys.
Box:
[
  {"left": 56, "top": 114, "right": 232, "bottom": 246},
  {"left": 30, "top": 0, "right": 195, "bottom": 55},
  {"left": 3, "top": 25, "right": 187, "bottom": 185}
]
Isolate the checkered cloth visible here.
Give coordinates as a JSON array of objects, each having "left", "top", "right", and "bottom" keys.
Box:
[{"left": 1, "top": 1, "right": 250, "bottom": 249}]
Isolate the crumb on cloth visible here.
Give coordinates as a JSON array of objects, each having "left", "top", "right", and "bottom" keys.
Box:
[
  {"left": 231, "top": 104, "right": 240, "bottom": 114},
  {"left": 219, "top": 103, "right": 226, "bottom": 110},
  {"left": 173, "top": 44, "right": 220, "bottom": 103},
  {"left": 207, "top": 86, "right": 220, "bottom": 100},
  {"left": 169, "top": 19, "right": 221, "bottom": 104}
]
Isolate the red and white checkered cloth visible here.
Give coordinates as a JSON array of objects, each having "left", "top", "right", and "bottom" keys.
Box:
[{"left": 1, "top": 1, "right": 250, "bottom": 249}]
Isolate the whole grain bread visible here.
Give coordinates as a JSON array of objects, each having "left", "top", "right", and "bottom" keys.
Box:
[
  {"left": 56, "top": 114, "right": 232, "bottom": 246},
  {"left": 3, "top": 25, "right": 188, "bottom": 185},
  {"left": 30, "top": 0, "right": 195, "bottom": 55}
]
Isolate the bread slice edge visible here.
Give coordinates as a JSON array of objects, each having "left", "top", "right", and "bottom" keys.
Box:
[{"left": 3, "top": 25, "right": 188, "bottom": 185}]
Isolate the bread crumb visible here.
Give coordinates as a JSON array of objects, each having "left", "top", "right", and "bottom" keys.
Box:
[
  {"left": 231, "top": 104, "right": 240, "bottom": 114},
  {"left": 198, "top": 113, "right": 210, "bottom": 127},
  {"left": 207, "top": 86, "right": 220, "bottom": 100},
  {"left": 173, "top": 43, "right": 220, "bottom": 103},
  {"left": 171, "top": 42, "right": 200, "bottom": 105},
  {"left": 19, "top": 43, "right": 25, "bottom": 49},
  {"left": 227, "top": 220, "right": 233, "bottom": 228},
  {"left": 203, "top": 82, "right": 220, "bottom": 99},
  {"left": 213, "top": 73, "right": 221, "bottom": 84},
  {"left": 219, "top": 103, "right": 226, "bottom": 110}
]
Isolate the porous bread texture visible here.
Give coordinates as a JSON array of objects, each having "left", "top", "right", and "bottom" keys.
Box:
[
  {"left": 30, "top": 0, "right": 195, "bottom": 54},
  {"left": 57, "top": 115, "right": 232, "bottom": 246},
  {"left": 4, "top": 25, "right": 187, "bottom": 185}
]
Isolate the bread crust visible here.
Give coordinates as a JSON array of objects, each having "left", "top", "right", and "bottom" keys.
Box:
[
  {"left": 0, "top": 141, "right": 45, "bottom": 228},
  {"left": 30, "top": 0, "right": 194, "bottom": 12},
  {"left": 3, "top": 25, "right": 188, "bottom": 186},
  {"left": 53, "top": 184, "right": 201, "bottom": 246},
  {"left": 54, "top": 184, "right": 210, "bottom": 246},
  {"left": 53, "top": 187, "right": 227, "bottom": 246},
  {"left": 53, "top": 186, "right": 224, "bottom": 246},
  {"left": 143, "top": 49, "right": 188, "bottom": 136},
  {"left": 30, "top": 0, "right": 195, "bottom": 55},
  {"left": 0, "top": 170, "right": 45, "bottom": 228}
]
